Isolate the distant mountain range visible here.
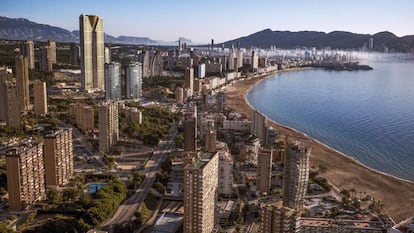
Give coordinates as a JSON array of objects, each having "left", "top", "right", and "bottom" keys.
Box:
[
  {"left": 223, "top": 29, "right": 414, "bottom": 52},
  {"left": 0, "top": 16, "right": 193, "bottom": 46},
  {"left": 1, "top": 16, "right": 414, "bottom": 52}
]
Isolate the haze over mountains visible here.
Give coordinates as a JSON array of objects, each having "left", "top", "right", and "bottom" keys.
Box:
[{"left": 1, "top": 16, "right": 414, "bottom": 52}]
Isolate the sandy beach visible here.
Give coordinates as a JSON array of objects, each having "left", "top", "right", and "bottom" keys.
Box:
[{"left": 225, "top": 70, "right": 414, "bottom": 222}]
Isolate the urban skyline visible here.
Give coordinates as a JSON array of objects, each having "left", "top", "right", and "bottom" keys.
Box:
[{"left": 1, "top": 0, "right": 414, "bottom": 43}]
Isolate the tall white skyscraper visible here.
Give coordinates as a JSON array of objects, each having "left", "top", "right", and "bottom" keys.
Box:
[
  {"left": 79, "top": 14, "right": 104, "bottom": 91},
  {"left": 126, "top": 62, "right": 143, "bottom": 99},
  {"left": 104, "top": 62, "right": 121, "bottom": 100}
]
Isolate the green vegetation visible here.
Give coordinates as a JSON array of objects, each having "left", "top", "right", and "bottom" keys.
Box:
[
  {"left": 308, "top": 165, "right": 331, "bottom": 193},
  {"left": 29, "top": 70, "right": 55, "bottom": 88},
  {"left": 142, "top": 76, "right": 184, "bottom": 91},
  {"left": 134, "top": 192, "right": 158, "bottom": 227},
  {"left": 82, "top": 177, "right": 127, "bottom": 226},
  {"left": 120, "top": 106, "right": 180, "bottom": 146},
  {"left": 152, "top": 157, "right": 172, "bottom": 194}
]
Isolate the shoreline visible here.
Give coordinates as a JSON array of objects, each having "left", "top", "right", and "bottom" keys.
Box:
[{"left": 225, "top": 68, "right": 414, "bottom": 222}]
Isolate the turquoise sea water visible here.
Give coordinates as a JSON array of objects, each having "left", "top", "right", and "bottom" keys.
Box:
[{"left": 247, "top": 54, "right": 414, "bottom": 182}]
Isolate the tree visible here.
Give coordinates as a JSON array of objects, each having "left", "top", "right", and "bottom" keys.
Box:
[
  {"left": 174, "top": 133, "right": 184, "bottom": 149},
  {"left": 62, "top": 188, "right": 79, "bottom": 202},
  {"left": 47, "top": 189, "right": 62, "bottom": 204}
]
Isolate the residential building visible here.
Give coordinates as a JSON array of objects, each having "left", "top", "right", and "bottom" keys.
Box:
[
  {"left": 79, "top": 14, "right": 104, "bottom": 91},
  {"left": 39, "top": 46, "right": 53, "bottom": 71},
  {"left": 4, "top": 141, "right": 46, "bottom": 211},
  {"left": 69, "top": 103, "right": 94, "bottom": 133},
  {"left": 33, "top": 81, "right": 47, "bottom": 115},
  {"left": 216, "top": 92, "right": 225, "bottom": 113},
  {"left": 15, "top": 55, "right": 30, "bottom": 112},
  {"left": 184, "top": 105, "right": 197, "bottom": 152},
  {"left": 184, "top": 152, "right": 219, "bottom": 233},
  {"left": 125, "top": 62, "right": 143, "bottom": 99},
  {"left": 44, "top": 128, "right": 73, "bottom": 187},
  {"left": 251, "top": 51, "right": 259, "bottom": 71},
  {"left": 184, "top": 67, "right": 194, "bottom": 96},
  {"left": 198, "top": 63, "right": 206, "bottom": 78},
  {"left": 251, "top": 110, "right": 266, "bottom": 142},
  {"left": 175, "top": 87, "right": 184, "bottom": 104},
  {"left": 104, "top": 62, "right": 121, "bottom": 100},
  {"left": 98, "top": 101, "right": 119, "bottom": 153},
  {"left": 48, "top": 40, "right": 56, "bottom": 64},
  {"left": 205, "top": 129, "right": 216, "bottom": 153},
  {"left": 69, "top": 43, "right": 79, "bottom": 65},
  {"left": 104, "top": 46, "right": 111, "bottom": 64},
  {"left": 218, "top": 151, "right": 233, "bottom": 196},
  {"left": 300, "top": 217, "right": 391, "bottom": 233},
  {"left": 19, "top": 40, "right": 35, "bottom": 69},
  {"left": 261, "top": 204, "right": 298, "bottom": 233},
  {"left": 283, "top": 143, "right": 310, "bottom": 211},
  {"left": 0, "top": 72, "right": 20, "bottom": 127},
  {"left": 257, "top": 148, "right": 273, "bottom": 194}
]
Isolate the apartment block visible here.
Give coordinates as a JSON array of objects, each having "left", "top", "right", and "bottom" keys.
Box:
[{"left": 98, "top": 101, "right": 119, "bottom": 153}]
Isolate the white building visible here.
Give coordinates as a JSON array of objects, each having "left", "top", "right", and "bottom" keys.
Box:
[{"left": 219, "top": 151, "right": 233, "bottom": 196}]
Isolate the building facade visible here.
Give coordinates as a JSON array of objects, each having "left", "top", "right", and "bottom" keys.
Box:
[
  {"left": 257, "top": 148, "right": 273, "bottom": 194},
  {"left": 251, "top": 110, "right": 266, "bottom": 143},
  {"left": 184, "top": 152, "right": 219, "bottom": 233},
  {"left": 261, "top": 204, "right": 298, "bottom": 233},
  {"left": 184, "top": 67, "right": 194, "bottom": 96},
  {"left": 5, "top": 142, "right": 46, "bottom": 211},
  {"left": 126, "top": 62, "right": 143, "bottom": 99},
  {"left": 104, "top": 62, "right": 121, "bottom": 100},
  {"left": 44, "top": 128, "right": 74, "bottom": 187},
  {"left": 15, "top": 55, "right": 30, "bottom": 112},
  {"left": 0, "top": 72, "right": 20, "bottom": 127},
  {"left": 33, "top": 81, "right": 48, "bottom": 115},
  {"left": 79, "top": 14, "right": 104, "bottom": 91},
  {"left": 19, "top": 40, "right": 35, "bottom": 69},
  {"left": 218, "top": 151, "right": 233, "bottom": 196},
  {"left": 98, "top": 101, "right": 119, "bottom": 153},
  {"left": 283, "top": 143, "right": 311, "bottom": 211}
]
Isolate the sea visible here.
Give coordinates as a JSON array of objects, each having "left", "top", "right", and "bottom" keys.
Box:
[{"left": 247, "top": 53, "right": 414, "bottom": 182}]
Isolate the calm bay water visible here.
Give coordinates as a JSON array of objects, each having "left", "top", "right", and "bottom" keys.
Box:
[{"left": 247, "top": 54, "right": 414, "bottom": 182}]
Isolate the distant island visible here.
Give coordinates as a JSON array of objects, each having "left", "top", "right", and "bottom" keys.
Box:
[{"left": 308, "top": 62, "right": 373, "bottom": 71}]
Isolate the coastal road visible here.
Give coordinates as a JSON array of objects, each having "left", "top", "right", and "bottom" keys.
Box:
[{"left": 101, "top": 126, "right": 177, "bottom": 229}]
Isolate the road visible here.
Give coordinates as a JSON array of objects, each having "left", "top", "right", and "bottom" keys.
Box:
[{"left": 101, "top": 125, "right": 177, "bottom": 229}]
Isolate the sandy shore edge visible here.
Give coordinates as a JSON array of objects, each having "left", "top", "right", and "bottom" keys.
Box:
[{"left": 225, "top": 69, "right": 414, "bottom": 222}]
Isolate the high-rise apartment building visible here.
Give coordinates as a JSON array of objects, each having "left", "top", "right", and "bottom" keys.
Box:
[
  {"left": 184, "top": 111, "right": 197, "bottom": 152},
  {"left": 69, "top": 103, "right": 95, "bottom": 133},
  {"left": 257, "top": 148, "right": 273, "bottom": 194},
  {"left": 5, "top": 142, "right": 46, "bottom": 211},
  {"left": 205, "top": 129, "right": 216, "bottom": 153},
  {"left": 48, "top": 40, "right": 56, "bottom": 64},
  {"left": 44, "top": 128, "right": 73, "bottom": 187},
  {"left": 198, "top": 63, "right": 206, "bottom": 78},
  {"left": 251, "top": 110, "right": 266, "bottom": 143},
  {"left": 175, "top": 87, "right": 184, "bottom": 104},
  {"left": 104, "top": 46, "right": 111, "bottom": 64},
  {"left": 184, "top": 152, "right": 218, "bottom": 233},
  {"left": 98, "top": 101, "right": 119, "bottom": 153},
  {"left": 283, "top": 143, "right": 310, "bottom": 211},
  {"left": 33, "top": 81, "right": 48, "bottom": 115},
  {"left": 15, "top": 55, "right": 30, "bottom": 112},
  {"left": 104, "top": 62, "right": 121, "bottom": 100},
  {"left": 19, "top": 40, "right": 35, "bottom": 69},
  {"left": 126, "top": 62, "right": 143, "bottom": 99},
  {"left": 39, "top": 46, "right": 53, "bottom": 71},
  {"left": 218, "top": 151, "right": 233, "bottom": 196},
  {"left": 216, "top": 92, "right": 226, "bottom": 113},
  {"left": 184, "top": 67, "right": 194, "bottom": 96},
  {"left": 0, "top": 72, "right": 20, "bottom": 127},
  {"left": 79, "top": 14, "right": 104, "bottom": 91},
  {"left": 261, "top": 203, "right": 298, "bottom": 233},
  {"left": 69, "top": 43, "right": 79, "bottom": 65},
  {"left": 251, "top": 51, "right": 259, "bottom": 71}
]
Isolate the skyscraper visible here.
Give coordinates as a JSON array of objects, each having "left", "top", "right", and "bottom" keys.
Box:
[
  {"left": 104, "top": 62, "right": 121, "bottom": 100},
  {"left": 33, "top": 81, "right": 47, "bottom": 116},
  {"left": 283, "top": 143, "right": 310, "bottom": 211},
  {"left": 184, "top": 67, "right": 194, "bottom": 96},
  {"left": 126, "top": 62, "right": 143, "bottom": 99},
  {"left": 251, "top": 110, "right": 266, "bottom": 143},
  {"left": 39, "top": 46, "right": 53, "bottom": 71},
  {"left": 184, "top": 111, "right": 197, "bottom": 152},
  {"left": 205, "top": 129, "right": 216, "bottom": 153},
  {"left": 69, "top": 43, "right": 79, "bottom": 65},
  {"left": 104, "top": 46, "right": 111, "bottom": 64},
  {"left": 98, "top": 102, "right": 119, "bottom": 153},
  {"left": 4, "top": 141, "right": 46, "bottom": 211},
  {"left": 218, "top": 151, "right": 233, "bottom": 196},
  {"left": 15, "top": 55, "right": 30, "bottom": 112},
  {"left": 79, "top": 14, "right": 104, "bottom": 91},
  {"left": 251, "top": 51, "right": 259, "bottom": 71},
  {"left": 184, "top": 152, "right": 218, "bottom": 233},
  {"left": 257, "top": 148, "right": 273, "bottom": 194},
  {"left": 44, "top": 128, "right": 74, "bottom": 187},
  {"left": 0, "top": 72, "right": 20, "bottom": 127},
  {"left": 48, "top": 40, "right": 56, "bottom": 64},
  {"left": 19, "top": 40, "right": 35, "bottom": 69}
]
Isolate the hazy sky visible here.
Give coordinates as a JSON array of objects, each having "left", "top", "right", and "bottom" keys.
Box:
[{"left": 1, "top": 0, "right": 413, "bottom": 43}]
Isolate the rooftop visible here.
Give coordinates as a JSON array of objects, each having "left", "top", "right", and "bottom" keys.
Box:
[{"left": 185, "top": 152, "right": 216, "bottom": 170}]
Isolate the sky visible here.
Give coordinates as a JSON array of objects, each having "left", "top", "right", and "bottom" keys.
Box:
[{"left": 1, "top": 0, "right": 414, "bottom": 43}]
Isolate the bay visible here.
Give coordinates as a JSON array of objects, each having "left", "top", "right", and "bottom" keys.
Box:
[{"left": 247, "top": 54, "right": 414, "bottom": 181}]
